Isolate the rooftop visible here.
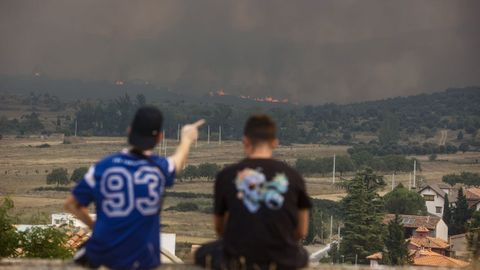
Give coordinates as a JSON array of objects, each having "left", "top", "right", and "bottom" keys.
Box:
[
  {"left": 384, "top": 214, "right": 441, "bottom": 230},
  {"left": 409, "top": 236, "right": 450, "bottom": 249},
  {"left": 0, "top": 259, "right": 472, "bottom": 270},
  {"left": 413, "top": 249, "right": 469, "bottom": 268}
]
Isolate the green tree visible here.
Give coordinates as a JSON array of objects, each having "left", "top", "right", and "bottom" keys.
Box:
[
  {"left": 383, "top": 215, "right": 410, "bottom": 265},
  {"left": 467, "top": 211, "right": 480, "bottom": 262},
  {"left": 178, "top": 165, "right": 199, "bottom": 180},
  {"left": 19, "top": 227, "right": 73, "bottom": 259},
  {"left": 378, "top": 113, "right": 400, "bottom": 146},
  {"left": 443, "top": 196, "right": 452, "bottom": 228},
  {"left": 451, "top": 188, "right": 472, "bottom": 235},
  {"left": 304, "top": 208, "right": 318, "bottom": 245},
  {"left": 0, "top": 198, "right": 19, "bottom": 258},
  {"left": 328, "top": 242, "right": 341, "bottom": 264},
  {"left": 457, "top": 131, "right": 464, "bottom": 140},
  {"left": 340, "top": 169, "right": 385, "bottom": 264},
  {"left": 383, "top": 184, "right": 427, "bottom": 215},
  {"left": 197, "top": 163, "right": 221, "bottom": 179},
  {"left": 46, "top": 168, "right": 69, "bottom": 186},
  {"left": 459, "top": 143, "right": 470, "bottom": 153},
  {"left": 70, "top": 167, "right": 89, "bottom": 182}
]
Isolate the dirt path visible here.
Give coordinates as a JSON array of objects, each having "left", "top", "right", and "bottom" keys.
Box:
[{"left": 439, "top": 130, "right": 448, "bottom": 145}]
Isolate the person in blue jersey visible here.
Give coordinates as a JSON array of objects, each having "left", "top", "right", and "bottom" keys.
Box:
[{"left": 64, "top": 106, "right": 204, "bottom": 269}]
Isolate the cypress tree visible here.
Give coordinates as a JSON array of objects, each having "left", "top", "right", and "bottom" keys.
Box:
[
  {"left": 340, "top": 169, "right": 385, "bottom": 264},
  {"left": 304, "top": 208, "right": 317, "bottom": 244},
  {"left": 443, "top": 195, "right": 452, "bottom": 229},
  {"left": 384, "top": 215, "right": 410, "bottom": 265},
  {"left": 451, "top": 188, "right": 472, "bottom": 235}
]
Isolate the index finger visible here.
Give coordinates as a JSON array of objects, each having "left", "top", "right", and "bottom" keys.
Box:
[{"left": 191, "top": 119, "right": 206, "bottom": 128}]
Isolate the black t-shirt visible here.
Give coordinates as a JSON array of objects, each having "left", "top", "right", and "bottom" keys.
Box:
[{"left": 214, "top": 158, "right": 312, "bottom": 267}]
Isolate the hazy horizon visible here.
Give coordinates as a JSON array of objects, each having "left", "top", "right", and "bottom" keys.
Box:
[{"left": 1, "top": 0, "right": 479, "bottom": 104}]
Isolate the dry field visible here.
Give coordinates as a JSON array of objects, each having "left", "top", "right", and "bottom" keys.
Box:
[{"left": 1, "top": 135, "right": 479, "bottom": 247}]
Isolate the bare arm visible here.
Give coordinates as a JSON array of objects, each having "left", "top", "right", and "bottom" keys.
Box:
[
  {"left": 214, "top": 212, "right": 228, "bottom": 237},
  {"left": 64, "top": 194, "right": 94, "bottom": 230},
  {"left": 169, "top": 119, "right": 205, "bottom": 173},
  {"left": 294, "top": 209, "right": 309, "bottom": 241}
]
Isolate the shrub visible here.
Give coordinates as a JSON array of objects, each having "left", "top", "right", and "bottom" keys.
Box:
[
  {"left": 46, "top": 168, "right": 69, "bottom": 186},
  {"left": 19, "top": 227, "right": 73, "bottom": 259},
  {"left": 70, "top": 167, "right": 88, "bottom": 182},
  {"left": 165, "top": 202, "right": 199, "bottom": 212}
]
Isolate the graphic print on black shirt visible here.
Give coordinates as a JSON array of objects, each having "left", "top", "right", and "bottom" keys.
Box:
[
  {"left": 214, "top": 158, "right": 312, "bottom": 268},
  {"left": 235, "top": 168, "right": 288, "bottom": 213}
]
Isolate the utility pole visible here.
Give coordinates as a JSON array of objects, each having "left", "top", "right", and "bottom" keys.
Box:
[
  {"left": 332, "top": 154, "right": 336, "bottom": 184},
  {"left": 207, "top": 125, "right": 210, "bottom": 144},
  {"left": 330, "top": 215, "right": 333, "bottom": 242},
  {"left": 320, "top": 212, "right": 324, "bottom": 243},
  {"left": 164, "top": 136, "right": 167, "bottom": 156},
  {"left": 391, "top": 173, "right": 395, "bottom": 191},
  {"left": 409, "top": 172, "right": 412, "bottom": 190},
  {"left": 177, "top": 124, "right": 180, "bottom": 142},
  {"left": 218, "top": 125, "right": 222, "bottom": 145},
  {"left": 413, "top": 160, "right": 417, "bottom": 188},
  {"left": 74, "top": 119, "right": 78, "bottom": 137}
]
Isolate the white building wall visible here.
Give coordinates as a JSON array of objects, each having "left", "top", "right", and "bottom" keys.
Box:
[
  {"left": 161, "top": 233, "right": 176, "bottom": 255},
  {"left": 420, "top": 188, "right": 444, "bottom": 217},
  {"left": 435, "top": 219, "right": 449, "bottom": 242}
]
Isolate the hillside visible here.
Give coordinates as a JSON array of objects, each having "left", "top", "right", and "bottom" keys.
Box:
[{"left": 0, "top": 77, "right": 479, "bottom": 149}]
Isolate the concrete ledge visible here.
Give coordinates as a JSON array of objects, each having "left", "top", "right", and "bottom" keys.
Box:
[{"left": 1, "top": 259, "right": 472, "bottom": 270}]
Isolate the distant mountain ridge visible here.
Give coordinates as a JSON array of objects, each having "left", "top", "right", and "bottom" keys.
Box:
[{"left": 1, "top": 75, "right": 478, "bottom": 108}]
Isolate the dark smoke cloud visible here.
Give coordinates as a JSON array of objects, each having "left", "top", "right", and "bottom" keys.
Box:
[{"left": 0, "top": 0, "right": 479, "bottom": 104}]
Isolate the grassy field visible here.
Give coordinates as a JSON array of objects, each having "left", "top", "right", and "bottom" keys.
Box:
[{"left": 1, "top": 135, "right": 480, "bottom": 250}]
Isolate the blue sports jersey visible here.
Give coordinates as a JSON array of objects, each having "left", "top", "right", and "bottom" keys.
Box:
[{"left": 72, "top": 150, "right": 176, "bottom": 269}]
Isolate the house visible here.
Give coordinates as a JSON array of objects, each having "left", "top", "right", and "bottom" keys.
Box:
[
  {"left": 465, "top": 187, "right": 480, "bottom": 210},
  {"left": 418, "top": 183, "right": 457, "bottom": 217},
  {"left": 366, "top": 252, "right": 382, "bottom": 268},
  {"left": 450, "top": 233, "right": 469, "bottom": 260},
  {"left": 51, "top": 212, "right": 96, "bottom": 228},
  {"left": 384, "top": 214, "right": 449, "bottom": 241},
  {"left": 412, "top": 249, "right": 469, "bottom": 268},
  {"left": 407, "top": 227, "right": 450, "bottom": 256}
]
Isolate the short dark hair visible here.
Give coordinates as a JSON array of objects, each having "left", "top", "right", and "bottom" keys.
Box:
[{"left": 243, "top": 115, "right": 277, "bottom": 145}]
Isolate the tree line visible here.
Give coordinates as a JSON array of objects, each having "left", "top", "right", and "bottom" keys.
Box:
[
  {"left": 295, "top": 155, "right": 419, "bottom": 176},
  {"left": 442, "top": 172, "right": 480, "bottom": 186},
  {"left": 45, "top": 167, "right": 88, "bottom": 186},
  {"left": 177, "top": 163, "right": 222, "bottom": 180},
  {"left": 1, "top": 87, "right": 479, "bottom": 152}
]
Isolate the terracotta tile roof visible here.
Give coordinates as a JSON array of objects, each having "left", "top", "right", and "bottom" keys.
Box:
[
  {"left": 366, "top": 252, "right": 382, "bottom": 260},
  {"left": 466, "top": 187, "right": 480, "bottom": 199},
  {"left": 413, "top": 249, "right": 469, "bottom": 268},
  {"left": 416, "top": 226, "right": 429, "bottom": 233},
  {"left": 409, "top": 236, "right": 450, "bottom": 249},
  {"left": 65, "top": 228, "right": 90, "bottom": 249},
  {"left": 384, "top": 214, "right": 441, "bottom": 230}
]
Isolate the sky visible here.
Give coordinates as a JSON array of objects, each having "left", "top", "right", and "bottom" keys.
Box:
[{"left": 0, "top": 0, "right": 479, "bottom": 104}]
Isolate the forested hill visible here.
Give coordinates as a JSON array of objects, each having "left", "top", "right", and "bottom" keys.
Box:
[{"left": 0, "top": 77, "right": 479, "bottom": 151}]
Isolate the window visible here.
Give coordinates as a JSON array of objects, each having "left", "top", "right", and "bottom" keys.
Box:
[
  {"left": 436, "top": 206, "right": 442, "bottom": 213},
  {"left": 423, "top": 195, "right": 435, "bottom": 201}
]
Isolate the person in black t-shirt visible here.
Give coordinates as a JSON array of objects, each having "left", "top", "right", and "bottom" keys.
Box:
[{"left": 213, "top": 115, "right": 312, "bottom": 269}]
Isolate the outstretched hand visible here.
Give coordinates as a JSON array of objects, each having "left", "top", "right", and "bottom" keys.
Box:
[{"left": 181, "top": 119, "right": 205, "bottom": 144}]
